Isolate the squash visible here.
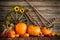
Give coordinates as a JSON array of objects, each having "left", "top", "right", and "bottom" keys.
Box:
[
  {"left": 24, "top": 33, "right": 29, "bottom": 37},
  {"left": 8, "top": 30, "right": 20, "bottom": 38},
  {"left": 51, "top": 32, "right": 56, "bottom": 36},
  {"left": 8, "top": 30, "right": 16, "bottom": 38},
  {"left": 41, "top": 27, "right": 52, "bottom": 35},
  {"left": 21, "top": 33, "right": 29, "bottom": 38},
  {"left": 15, "top": 23, "right": 27, "bottom": 35},
  {"left": 27, "top": 25, "right": 41, "bottom": 36},
  {"left": 15, "top": 34, "right": 19, "bottom": 37}
]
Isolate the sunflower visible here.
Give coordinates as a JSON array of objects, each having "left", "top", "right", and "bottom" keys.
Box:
[
  {"left": 14, "top": 6, "right": 20, "bottom": 12},
  {"left": 19, "top": 8, "right": 25, "bottom": 13}
]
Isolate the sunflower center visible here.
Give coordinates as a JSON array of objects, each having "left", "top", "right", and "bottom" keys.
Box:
[
  {"left": 21, "top": 10, "right": 23, "bottom": 11},
  {"left": 16, "top": 8, "right": 18, "bottom": 10}
]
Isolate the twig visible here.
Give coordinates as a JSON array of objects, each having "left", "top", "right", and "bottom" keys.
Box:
[
  {"left": 10, "top": 12, "right": 15, "bottom": 20},
  {"left": 18, "top": 14, "right": 24, "bottom": 20},
  {"left": 47, "top": 18, "right": 57, "bottom": 28},
  {"left": 2, "top": 23, "right": 14, "bottom": 35},
  {"left": 16, "top": 12, "right": 18, "bottom": 20},
  {"left": 25, "top": 0, "right": 49, "bottom": 27},
  {"left": 25, "top": 0, "right": 57, "bottom": 28},
  {"left": 25, "top": 12, "right": 36, "bottom": 25}
]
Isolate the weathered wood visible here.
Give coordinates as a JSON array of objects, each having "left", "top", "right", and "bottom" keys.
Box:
[
  {"left": 1, "top": 7, "right": 60, "bottom": 11},
  {"left": 0, "top": 2, "right": 60, "bottom": 7},
  {"left": 0, "top": 0, "right": 59, "bottom": 2},
  {"left": 0, "top": 37, "right": 60, "bottom": 40}
]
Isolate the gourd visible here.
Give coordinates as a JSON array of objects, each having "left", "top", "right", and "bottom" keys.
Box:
[
  {"left": 41, "top": 27, "right": 52, "bottom": 35},
  {"left": 15, "top": 23, "right": 27, "bottom": 35},
  {"left": 27, "top": 25, "right": 41, "bottom": 36}
]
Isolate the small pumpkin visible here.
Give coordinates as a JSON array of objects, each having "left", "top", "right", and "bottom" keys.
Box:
[
  {"left": 15, "top": 23, "right": 27, "bottom": 35},
  {"left": 15, "top": 34, "right": 19, "bottom": 38},
  {"left": 41, "top": 27, "right": 52, "bottom": 35},
  {"left": 27, "top": 25, "right": 41, "bottom": 36},
  {"left": 24, "top": 33, "right": 29, "bottom": 37},
  {"left": 51, "top": 32, "right": 56, "bottom": 36},
  {"left": 9, "top": 34, "right": 16, "bottom": 38},
  {"left": 8, "top": 30, "right": 16, "bottom": 38},
  {"left": 21, "top": 33, "right": 29, "bottom": 38}
]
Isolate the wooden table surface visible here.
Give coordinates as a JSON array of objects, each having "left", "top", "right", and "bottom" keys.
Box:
[{"left": 0, "top": 36, "right": 60, "bottom": 40}]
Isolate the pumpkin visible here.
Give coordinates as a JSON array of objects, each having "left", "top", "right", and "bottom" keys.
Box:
[
  {"left": 21, "top": 33, "right": 29, "bottom": 38},
  {"left": 51, "top": 32, "right": 56, "bottom": 36},
  {"left": 27, "top": 25, "right": 41, "bottom": 36},
  {"left": 15, "top": 34, "right": 19, "bottom": 38},
  {"left": 9, "top": 34, "right": 15, "bottom": 38},
  {"left": 41, "top": 27, "right": 52, "bottom": 35},
  {"left": 8, "top": 30, "right": 16, "bottom": 38},
  {"left": 24, "top": 33, "right": 29, "bottom": 37},
  {"left": 15, "top": 23, "right": 27, "bottom": 35}
]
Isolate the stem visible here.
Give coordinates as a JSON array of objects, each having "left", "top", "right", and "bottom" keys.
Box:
[
  {"left": 2, "top": 25, "right": 7, "bottom": 35},
  {"left": 16, "top": 12, "right": 18, "bottom": 20},
  {"left": 18, "top": 14, "right": 24, "bottom": 20},
  {"left": 11, "top": 12, "right": 15, "bottom": 20},
  {"left": 24, "top": 14, "right": 29, "bottom": 25}
]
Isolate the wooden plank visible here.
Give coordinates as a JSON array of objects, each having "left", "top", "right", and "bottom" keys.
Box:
[
  {"left": 25, "top": 37, "right": 37, "bottom": 40},
  {"left": 36, "top": 7, "right": 60, "bottom": 11},
  {"left": 18, "top": 38, "right": 25, "bottom": 40},
  {"left": 0, "top": 7, "right": 60, "bottom": 11},
  {"left": 43, "top": 15, "right": 60, "bottom": 18},
  {"left": 54, "top": 23, "right": 60, "bottom": 25},
  {"left": 0, "top": 10, "right": 60, "bottom": 15},
  {"left": 0, "top": 11, "right": 60, "bottom": 16},
  {"left": 0, "top": 37, "right": 60, "bottom": 40},
  {"left": 0, "top": 0, "right": 59, "bottom": 2},
  {"left": 0, "top": 2, "right": 60, "bottom": 7}
]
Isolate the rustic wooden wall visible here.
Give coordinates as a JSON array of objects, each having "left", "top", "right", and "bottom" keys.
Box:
[{"left": 0, "top": 0, "right": 60, "bottom": 34}]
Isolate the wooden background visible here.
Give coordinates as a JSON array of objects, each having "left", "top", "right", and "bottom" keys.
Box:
[{"left": 0, "top": 0, "right": 60, "bottom": 34}]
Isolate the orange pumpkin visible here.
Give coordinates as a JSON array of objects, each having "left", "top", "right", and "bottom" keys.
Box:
[
  {"left": 51, "top": 32, "right": 56, "bottom": 36},
  {"left": 10, "top": 34, "right": 16, "bottom": 38},
  {"left": 24, "top": 33, "right": 29, "bottom": 37},
  {"left": 41, "top": 27, "right": 52, "bottom": 35},
  {"left": 8, "top": 30, "right": 16, "bottom": 38},
  {"left": 21, "top": 33, "right": 29, "bottom": 38},
  {"left": 15, "top": 34, "right": 19, "bottom": 37},
  {"left": 15, "top": 23, "right": 27, "bottom": 35},
  {"left": 27, "top": 25, "right": 41, "bottom": 36},
  {"left": 9, "top": 30, "right": 15, "bottom": 35}
]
